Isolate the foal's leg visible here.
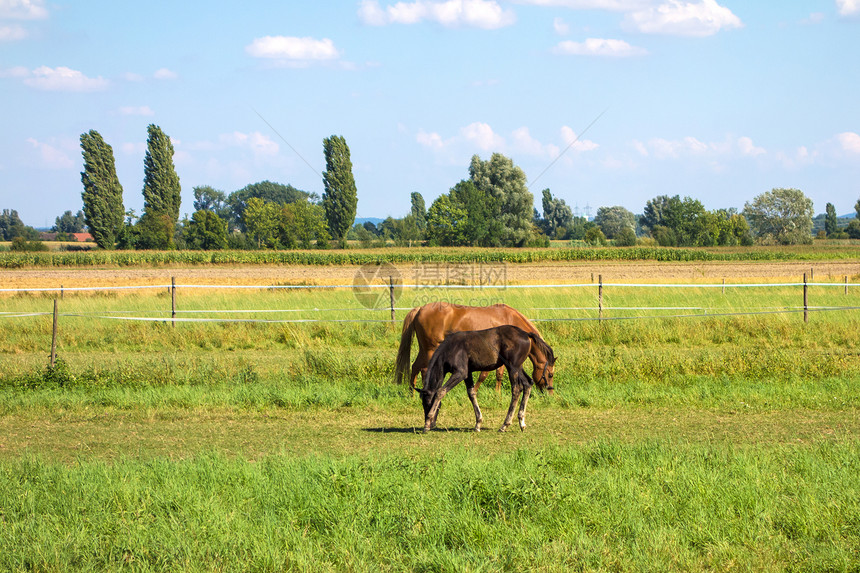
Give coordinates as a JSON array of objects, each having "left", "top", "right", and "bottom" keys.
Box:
[
  {"left": 495, "top": 367, "right": 504, "bottom": 394},
  {"left": 516, "top": 370, "right": 534, "bottom": 432},
  {"left": 424, "top": 368, "right": 467, "bottom": 432},
  {"left": 464, "top": 373, "right": 483, "bottom": 432},
  {"left": 499, "top": 376, "right": 523, "bottom": 432}
]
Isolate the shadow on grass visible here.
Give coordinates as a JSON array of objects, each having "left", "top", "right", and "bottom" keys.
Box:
[{"left": 363, "top": 426, "right": 476, "bottom": 433}]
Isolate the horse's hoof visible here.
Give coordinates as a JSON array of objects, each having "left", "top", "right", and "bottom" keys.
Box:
[{"left": 499, "top": 426, "right": 508, "bottom": 433}]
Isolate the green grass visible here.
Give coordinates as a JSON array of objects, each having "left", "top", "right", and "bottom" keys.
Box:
[
  {"left": 1, "top": 275, "right": 860, "bottom": 570},
  {"left": 1, "top": 442, "right": 858, "bottom": 572}
]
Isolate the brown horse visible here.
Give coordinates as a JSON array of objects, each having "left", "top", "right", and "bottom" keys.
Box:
[
  {"left": 394, "top": 302, "right": 554, "bottom": 394},
  {"left": 419, "top": 325, "right": 556, "bottom": 432}
]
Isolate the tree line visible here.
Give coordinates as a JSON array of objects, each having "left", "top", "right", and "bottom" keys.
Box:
[{"left": 3, "top": 130, "right": 860, "bottom": 251}]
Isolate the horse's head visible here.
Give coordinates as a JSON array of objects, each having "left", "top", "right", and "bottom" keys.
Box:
[
  {"left": 534, "top": 354, "right": 557, "bottom": 394},
  {"left": 417, "top": 387, "right": 434, "bottom": 420}
]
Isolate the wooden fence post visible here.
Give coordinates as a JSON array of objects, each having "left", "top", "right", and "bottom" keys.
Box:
[
  {"left": 389, "top": 276, "right": 396, "bottom": 324},
  {"left": 598, "top": 274, "right": 603, "bottom": 322},
  {"left": 171, "top": 276, "right": 176, "bottom": 328},
  {"left": 846, "top": 275, "right": 849, "bottom": 296},
  {"left": 722, "top": 278, "right": 725, "bottom": 295},
  {"left": 803, "top": 273, "right": 808, "bottom": 324},
  {"left": 50, "top": 298, "right": 58, "bottom": 368}
]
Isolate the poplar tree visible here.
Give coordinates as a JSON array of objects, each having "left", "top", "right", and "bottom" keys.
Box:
[
  {"left": 80, "top": 130, "right": 124, "bottom": 249},
  {"left": 139, "top": 124, "right": 181, "bottom": 248},
  {"left": 322, "top": 135, "right": 357, "bottom": 247}
]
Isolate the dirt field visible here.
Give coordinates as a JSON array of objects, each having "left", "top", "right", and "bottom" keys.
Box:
[{"left": 2, "top": 260, "right": 859, "bottom": 290}]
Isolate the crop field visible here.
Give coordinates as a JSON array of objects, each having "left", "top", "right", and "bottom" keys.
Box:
[{"left": 1, "top": 254, "right": 859, "bottom": 571}]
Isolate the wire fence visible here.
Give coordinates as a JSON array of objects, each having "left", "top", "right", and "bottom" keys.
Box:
[{"left": 1, "top": 277, "right": 858, "bottom": 325}]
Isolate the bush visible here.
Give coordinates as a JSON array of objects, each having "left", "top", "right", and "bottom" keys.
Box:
[
  {"left": 614, "top": 227, "right": 637, "bottom": 247},
  {"left": 10, "top": 237, "right": 49, "bottom": 252}
]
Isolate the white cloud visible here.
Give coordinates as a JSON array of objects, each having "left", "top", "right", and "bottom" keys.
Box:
[
  {"left": 635, "top": 136, "right": 712, "bottom": 159},
  {"left": 623, "top": 0, "right": 742, "bottom": 36},
  {"left": 246, "top": 36, "right": 340, "bottom": 62},
  {"left": 553, "top": 16, "right": 570, "bottom": 34},
  {"left": 560, "top": 126, "right": 600, "bottom": 152},
  {"left": 0, "top": 23, "right": 26, "bottom": 40},
  {"left": 21, "top": 66, "right": 109, "bottom": 91},
  {"left": 737, "top": 136, "right": 765, "bottom": 157},
  {"left": 836, "top": 0, "right": 860, "bottom": 16},
  {"left": 416, "top": 130, "right": 446, "bottom": 149},
  {"left": 0, "top": 0, "right": 48, "bottom": 19},
  {"left": 554, "top": 37, "right": 647, "bottom": 56},
  {"left": 461, "top": 122, "right": 505, "bottom": 150},
  {"left": 219, "top": 131, "right": 279, "bottom": 156},
  {"left": 26, "top": 137, "right": 74, "bottom": 169},
  {"left": 118, "top": 105, "right": 155, "bottom": 117},
  {"left": 358, "top": 0, "right": 516, "bottom": 29},
  {"left": 153, "top": 68, "right": 178, "bottom": 80},
  {"left": 837, "top": 132, "right": 860, "bottom": 154},
  {"left": 0, "top": 65, "right": 29, "bottom": 77},
  {"left": 518, "top": 0, "right": 650, "bottom": 10}
]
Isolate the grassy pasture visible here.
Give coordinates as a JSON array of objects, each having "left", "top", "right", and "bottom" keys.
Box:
[{"left": 1, "top": 261, "right": 859, "bottom": 571}]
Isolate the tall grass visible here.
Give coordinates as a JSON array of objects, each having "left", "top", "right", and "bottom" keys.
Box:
[{"left": 1, "top": 442, "right": 858, "bottom": 572}]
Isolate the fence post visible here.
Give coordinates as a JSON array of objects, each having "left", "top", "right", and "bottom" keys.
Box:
[
  {"left": 389, "top": 276, "right": 396, "bottom": 324},
  {"left": 60, "top": 284, "right": 64, "bottom": 300},
  {"left": 722, "top": 278, "right": 725, "bottom": 295},
  {"left": 50, "top": 298, "right": 58, "bottom": 368},
  {"left": 598, "top": 274, "right": 603, "bottom": 322},
  {"left": 171, "top": 276, "right": 176, "bottom": 328},
  {"left": 803, "top": 273, "right": 808, "bottom": 324},
  {"left": 846, "top": 275, "right": 849, "bottom": 296}
]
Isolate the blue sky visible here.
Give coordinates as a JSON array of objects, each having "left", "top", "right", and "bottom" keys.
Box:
[{"left": 2, "top": 0, "right": 859, "bottom": 228}]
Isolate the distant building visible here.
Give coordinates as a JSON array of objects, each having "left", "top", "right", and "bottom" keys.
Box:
[{"left": 39, "top": 232, "right": 94, "bottom": 242}]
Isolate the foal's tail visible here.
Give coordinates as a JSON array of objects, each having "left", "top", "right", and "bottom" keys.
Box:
[{"left": 394, "top": 307, "right": 419, "bottom": 385}]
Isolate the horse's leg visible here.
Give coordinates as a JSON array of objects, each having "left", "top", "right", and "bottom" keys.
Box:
[
  {"left": 475, "top": 370, "right": 489, "bottom": 391},
  {"left": 464, "top": 373, "right": 483, "bottom": 432},
  {"left": 495, "top": 367, "right": 504, "bottom": 394},
  {"left": 410, "top": 351, "right": 431, "bottom": 390},
  {"left": 499, "top": 376, "right": 522, "bottom": 432},
  {"left": 424, "top": 369, "right": 467, "bottom": 432},
  {"left": 517, "top": 371, "right": 534, "bottom": 432}
]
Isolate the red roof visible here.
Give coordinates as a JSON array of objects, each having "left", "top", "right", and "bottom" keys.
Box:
[{"left": 72, "top": 233, "right": 93, "bottom": 242}]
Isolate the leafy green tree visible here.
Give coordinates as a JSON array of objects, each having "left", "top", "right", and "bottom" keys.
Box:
[
  {"left": 426, "top": 194, "right": 468, "bottom": 246},
  {"left": 80, "top": 130, "right": 124, "bottom": 249},
  {"left": 856, "top": 198, "right": 860, "bottom": 219},
  {"left": 227, "top": 181, "right": 311, "bottom": 231},
  {"left": 193, "top": 186, "right": 232, "bottom": 224},
  {"left": 540, "top": 189, "right": 573, "bottom": 239},
  {"left": 825, "top": 203, "right": 838, "bottom": 236},
  {"left": 0, "top": 209, "right": 38, "bottom": 241},
  {"left": 410, "top": 192, "right": 427, "bottom": 233},
  {"left": 139, "top": 125, "right": 181, "bottom": 249},
  {"left": 282, "top": 199, "right": 330, "bottom": 249},
  {"left": 641, "top": 195, "right": 673, "bottom": 235},
  {"left": 743, "top": 188, "right": 814, "bottom": 245},
  {"left": 614, "top": 226, "right": 637, "bottom": 246},
  {"left": 469, "top": 153, "right": 533, "bottom": 247},
  {"left": 243, "top": 197, "right": 281, "bottom": 248},
  {"left": 184, "top": 210, "right": 228, "bottom": 250},
  {"left": 450, "top": 180, "right": 498, "bottom": 246},
  {"left": 53, "top": 210, "right": 86, "bottom": 234},
  {"left": 847, "top": 219, "right": 860, "bottom": 239},
  {"left": 322, "top": 135, "right": 358, "bottom": 247},
  {"left": 594, "top": 206, "right": 636, "bottom": 239},
  {"left": 584, "top": 226, "right": 607, "bottom": 246}
]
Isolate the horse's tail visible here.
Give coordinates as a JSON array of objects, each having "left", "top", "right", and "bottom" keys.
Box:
[
  {"left": 394, "top": 307, "right": 419, "bottom": 385},
  {"left": 527, "top": 331, "right": 555, "bottom": 365}
]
